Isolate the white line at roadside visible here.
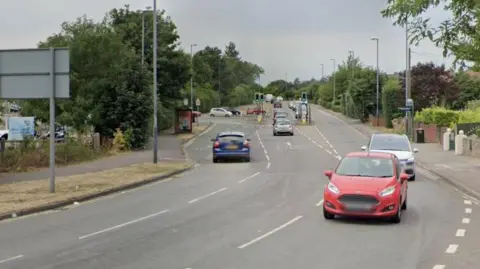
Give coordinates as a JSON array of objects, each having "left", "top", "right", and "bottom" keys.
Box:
[
  {"left": 316, "top": 199, "right": 324, "bottom": 207},
  {"left": 238, "top": 172, "right": 261, "bottom": 183},
  {"left": 238, "top": 216, "right": 303, "bottom": 249},
  {"left": 432, "top": 265, "right": 445, "bottom": 269},
  {"left": 79, "top": 209, "right": 169, "bottom": 239},
  {"left": 188, "top": 188, "right": 227, "bottom": 204},
  {"left": 0, "top": 255, "right": 24, "bottom": 264}
]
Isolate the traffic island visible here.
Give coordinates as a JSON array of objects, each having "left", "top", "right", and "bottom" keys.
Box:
[{"left": 0, "top": 161, "right": 192, "bottom": 221}]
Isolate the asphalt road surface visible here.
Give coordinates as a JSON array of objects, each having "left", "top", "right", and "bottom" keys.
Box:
[{"left": 0, "top": 105, "right": 478, "bottom": 269}]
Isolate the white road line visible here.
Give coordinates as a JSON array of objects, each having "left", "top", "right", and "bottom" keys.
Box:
[
  {"left": 267, "top": 162, "right": 271, "bottom": 169},
  {"left": 325, "top": 149, "right": 332, "bottom": 154},
  {"left": 334, "top": 155, "right": 341, "bottom": 160},
  {"left": 464, "top": 200, "right": 472, "bottom": 205},
  {"left": 237, "top": 216, "right": 303, "bottom": 249},
  {"left": 188, "top": 188, "right": 227, "bottom": 204},
  {"left": 316, "top": 199, "right": 324, "bottom": 207},
  {"left": 0, "top": 255, "right": 24, "bottom": 264},
  {"left": 239, "top": 172, "right": 260, "bottom": 183},
  {"left": 462, "top": 218, "right": 470, "bottom": 224},
  {"left": 79, "top": 209, "right": 169, "bottom": 239},
  {"left": 456, "top": 229, "right": 466, "bottom": 237},
  {"left": 465, "top": 208, "right": 472, "bottom": 214},
  {"left": 445, "top": 244, "right": 458, "bottom": 254},
  {"left": 432, "top": 265, "right": 445, "bottom": 269}
]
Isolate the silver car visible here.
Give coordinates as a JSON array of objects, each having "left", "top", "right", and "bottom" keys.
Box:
[
  {"left": 273, "top": 119, "right": 294, "bottom": 136},
  {"left": 361, "top": 133, "right": 419, "bottom": 181}
]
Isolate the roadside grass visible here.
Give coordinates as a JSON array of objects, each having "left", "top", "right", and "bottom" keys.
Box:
[{"left": 0, "top": 161, "right": 191, "bottom": 216}]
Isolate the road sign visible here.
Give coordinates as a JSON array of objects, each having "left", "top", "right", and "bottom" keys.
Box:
[
  {"left": 398, "top": 107, "right": 412, "bottom": 111},
  {"left": 195, "top": 98, "right": 201, "bottom": 106},
  {"left": 0, "top": 48, "right": 70, "bottom": 193},
  {"left": 183, "top": 98, "right": 188, "bottom": 106}
]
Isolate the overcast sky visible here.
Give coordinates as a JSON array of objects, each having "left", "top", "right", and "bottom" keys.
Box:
[{"left": 1, "top": 0, "right": 452, "bottom": 84}]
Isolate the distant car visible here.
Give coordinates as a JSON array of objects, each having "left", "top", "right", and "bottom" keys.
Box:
[
  {"left": 273, "top": 119, "right": 294, "bottom": 136},
  {"left": 211, "top": 131, "right": 251, "bottom": 162},
  {"left": 222, "top": 107, "right": 241, "bottom": 116},
  {"left": 361, "top": 133, "right": 418, "bottom": 181},
  {"left": 273, "top": 114, "right": 287, "bottom": 125},
  {"left": 246, "top": 107, "right": 266, "bottom": 115},
  {"left": 209, "top": 108, "right": 232, "bottom": 117},
  {"left": 288, "top": 102, "right": 294, "bottom": 109},
  {"left": 273, "top": 101, "right": 282, "bottom": 108},
  {"left": 323, "top": 151, "right": 409, "bottom": 223}
]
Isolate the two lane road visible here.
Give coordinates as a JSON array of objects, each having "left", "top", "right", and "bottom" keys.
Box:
[{"left": 0, "top": 110, "right": 474, "bottom": 269}]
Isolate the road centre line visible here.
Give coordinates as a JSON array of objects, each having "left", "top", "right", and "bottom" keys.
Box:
[
  {"left": 445, "top": 244, "right": 458, "bottom": 254},
  {"left": 237, "top": 216, "right": 303, "bottom": 249},
  {"left": 314, "top": 126, "right": 336, "bottom": 150},
  {"left": 432, "top": 265, "right": 445, "bottom": 269},
  {"left": 0, "top": 255, "right": 24, "bottom": 264},
  {"left": 462, "top": 218, "right": 470, "bottom": 224},
  {"left": 238, "top": 172, "right": 260, "bottom": 183},
  {"left": 465, "top": 208, "right": 472, "bottom": 214},
  {"left": 267, "top": 162, "right": 271, "bottom": 169},
  {"left": 188, "top": 188, "right": 227, "bottom": 204},
  {"left": 78, "top": 209, "right": 169, "bottom": 239},
  {"left": 456, "top": 229, "right": 466, "bottom": 237},
  {"left": 464, "top": 200, "right": 472, "bottom": 205}
]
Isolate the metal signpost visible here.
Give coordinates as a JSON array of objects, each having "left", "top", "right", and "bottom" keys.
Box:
[
  {"left": 0, "top": 48, "right": 70, "bottom": 193},
  {"left": 195, "top": 98, "right": 201, "bottom": 126}
]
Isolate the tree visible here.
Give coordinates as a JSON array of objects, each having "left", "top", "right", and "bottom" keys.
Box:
[
  {"left": 381, "top": 0, "right": 480, "bottom": 66},
  {"left": 409, "top": 62, "right": 459, "bottom": 110},
  {"left": 382, "top": 76, "right": 402, "bottom": 128},
  {"left": 452, "top": 72, "right": 480, "bottom": 109}
]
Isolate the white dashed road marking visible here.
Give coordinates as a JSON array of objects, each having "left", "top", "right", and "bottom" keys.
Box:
[
  {"left": 445, "top": 244, "right": 458, "bottom": 254},
  {"left": 238, "top": 216, "right": 303, "bottom": 249},
  {"left": 0, "top": 255, "right": 24, "bottom": 264},
  {"left": 465, "top": 208, "right": 472, "bottom": 214},
  {"left": 455, "top": 229, "right": 466, "bottom": 237},
  {"left": 462, "top": 217, "right": 470, "bottom": 224},
  {"left": 464, "top": 200, "right": 472, "bottom": 205},
  {"left": 188, "top": 188, "right": 227, "bottom": 204},
  {"left": 238, "top": 172, "right": 260, "bottom": 183},
  {"left": 295, "top": 127, "right": 340, "bottom": 161},
  {"left": 256, "top": 130, "right": 270, "bottom": 168},
  {"left": 432, "top": 265, "right": 445, "bottom": 269}
]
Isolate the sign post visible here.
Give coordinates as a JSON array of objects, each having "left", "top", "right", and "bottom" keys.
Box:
[
  {"left": 0, "top": 48, "right": 70, "bottom": 193},
  {"left": 195, "top": 98, "right": 201, "bottom": 110}
]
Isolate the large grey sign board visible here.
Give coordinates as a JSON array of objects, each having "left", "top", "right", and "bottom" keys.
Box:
[{"left": 0, "top": 48, "right": 70, "bottom": 99}]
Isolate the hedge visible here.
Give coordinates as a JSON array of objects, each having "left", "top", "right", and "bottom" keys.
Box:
[
  {"left": 414, "top": 107, "right": 459, "bottom": 126},
  {"left": 382, "top": 77, "right": 400, "bottom": 128}
]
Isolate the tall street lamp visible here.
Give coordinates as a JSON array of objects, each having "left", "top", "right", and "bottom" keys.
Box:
[
  {"left": 152, "top": 0, "right": 158, "bottom": 163},
  {"left": 320, "top": 64, "right": 324, "bottom": 82},
  {"left": 190, "top": 44, "right": 198, "bottom": 110},
  {"left": 371, "top": 37, "right": 380, "bottom": 124},
  {"left": 330, "top": 59, "right": 336, "bottom": 102},
  {"left": 141, "top": 6, "right": 152, "bottom": 65}
]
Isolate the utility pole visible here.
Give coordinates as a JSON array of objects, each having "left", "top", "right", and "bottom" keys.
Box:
[
  {"left": 190, "top": 44, "right": 197, "bottom": 110},
  {"left": 141, "top": 7, "right": 151, "bottom": 65},
  {"left": 405, "top": 24, "right": 411, "bottom": 135},
  {"left": 320, "top": 64, "right": 324, "bottom": 82},
  {"left": 348, "top": 51, "right": 355, "bottom": 78},
  {"left": 217, "top": 57, "right": 221, "bottom": 106},
  {"left": 152, "top": 0, "right": 158, "bottom": 163}
]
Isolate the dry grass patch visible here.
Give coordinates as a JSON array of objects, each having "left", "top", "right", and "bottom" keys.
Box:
[
  {"left": 177, "top": 124, "right": 210, "bottom": 143},
  {"left": 0, "top": 161, "right": 191, "bottom": 215}
]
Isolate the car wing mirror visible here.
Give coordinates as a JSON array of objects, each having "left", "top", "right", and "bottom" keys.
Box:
[
  {"left": 324, "top": 170, "right": 333, "bottom": 179},
  {"left": 400, "top": 173, "right": 409, "bottom": 182}
]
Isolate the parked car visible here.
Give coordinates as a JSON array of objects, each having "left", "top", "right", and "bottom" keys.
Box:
[
  {"left": 209, "top": 108, "right": 232, "bottom": 117},
  {"left": 246, "top": 107, "right": 266, "bottom": 115},
  {"left": 221, "top": 107, "right": 241, "bottom": 116}
]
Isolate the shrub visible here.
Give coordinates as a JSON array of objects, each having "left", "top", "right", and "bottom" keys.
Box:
[
  {"left": 112, "top": 128, "right": 127, "bottom": 151},
  {"left": 382, "top": 77, "right": 400, "bottom": 128},
  {"left": 414, "top": 107, "right": 459, "bottom": 126}
]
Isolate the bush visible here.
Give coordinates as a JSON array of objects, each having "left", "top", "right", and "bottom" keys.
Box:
[
  {"left": 414, "top": 107, "right": 459, "bottom": 126},
  {"left": 112, "top": 128, "right": 127, "bottom": 151},
  {"left": 0, "top": 138, "right": 109, "bottom": 172}
]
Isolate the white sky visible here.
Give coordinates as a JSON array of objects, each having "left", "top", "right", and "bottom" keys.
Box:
[{"left": 0, "top": 0, "right": 453, "bottom": 84}]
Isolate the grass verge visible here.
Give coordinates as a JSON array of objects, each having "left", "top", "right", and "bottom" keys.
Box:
[
  {"left": 0, "top": 161, "right": 191, "bottom": 219},
  {"left": 177, "top": 124, "right": 211, "bottom": 144}
]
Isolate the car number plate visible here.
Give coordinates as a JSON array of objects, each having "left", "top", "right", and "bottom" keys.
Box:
[
  {"left": 345, "top": 203, "right": 371, "bottom": 211},
  {"left": 226, "top": 145, "right": 238, "bottom": 150}
]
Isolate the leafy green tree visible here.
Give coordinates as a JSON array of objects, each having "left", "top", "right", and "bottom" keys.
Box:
[
  {"left": 452, "top": 72, "right": 480, "bottom": 109},
  {"left": 381, "top": 0, "right": 480, "bottom": 66},
  {"left": 382, "top": 76, "right": 402, "bottom": 128}
]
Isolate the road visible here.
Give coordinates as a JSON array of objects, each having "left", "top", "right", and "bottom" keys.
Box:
[{"left": 0, "top": 104, "right": 478, "bottom": 269}]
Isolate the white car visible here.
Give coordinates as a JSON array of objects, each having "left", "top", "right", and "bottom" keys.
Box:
[
  {"left": 209, "top": 108, "right": 232, "bottom": 117},
  {"left": 361, "top": 133, "right": 418, "bottom": 181}
]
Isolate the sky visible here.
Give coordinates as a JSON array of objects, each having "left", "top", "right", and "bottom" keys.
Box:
[{"left": 0, "top": 0, "right": 453, "bottom": 84}]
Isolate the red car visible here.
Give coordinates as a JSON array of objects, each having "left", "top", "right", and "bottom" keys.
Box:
[
  {"left": 323, "top": 151, "right": 409, "bottom": 223},
  {"left": 246, "top": 107, "right": 266, "bottom": 115}
]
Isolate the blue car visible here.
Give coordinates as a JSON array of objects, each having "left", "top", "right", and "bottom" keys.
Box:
[{"left": 211, "top": 131, "right": 251, "bottom": 163}]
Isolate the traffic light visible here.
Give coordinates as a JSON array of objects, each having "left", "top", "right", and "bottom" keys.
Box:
[
  {"left": 260, "top": 93, "right": 264, "bottom": 101},
  {"left": 255, "top": 93, "right": 260, "bottom": 101},
  {"left": 301, "top": 92, "right": 307, "bottom": 100}
]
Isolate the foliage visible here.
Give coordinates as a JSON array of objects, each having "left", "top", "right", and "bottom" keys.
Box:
[
  {"left": 452, "top": 72, "right": 480, "bottom": 109},
  {"left": 113, "top": 128, "right": 127, "bottom": 151},
  {"left": 381, "top": 0, "right": 480, "bottom": 67},
  {"left": 414, "top": 107, "right": 460, "bottom": 126},
  {"left": 382, "top": 77, "right": 401, "bottom": 128},
  {"left": 410, "top": 62, "right": 459, "bottom": 110}
]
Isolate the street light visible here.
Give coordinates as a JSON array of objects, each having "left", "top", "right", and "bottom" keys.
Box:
[
  {"left": 330, "top": 59, "right": 336, "bottom": 102},
  {"left": 141, "top": 6, "right": 152, "bottom": 65},
  {"left": 371, "top": 37, "right": 380, "bottom": 124},
  {"left": 152, "top": 0, "right": 158, "bottom": 163},
  {"left": 190, "top": 44, "right": 198, "bottom": 110},
  {"left": 348, "top": 50, "right": 355, "bottom": 77}
]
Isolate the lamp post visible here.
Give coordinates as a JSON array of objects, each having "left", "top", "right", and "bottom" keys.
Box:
[
  {"left": 141, "top": 7, "right": 152, "bottom": 65},
  {"left": 371, "top": 37, "right": 380, "bottom": 124},
  {"left": 190, "top": 44, "right": 198, "bottom": 110},
  {"left": 320, "top": 63, "right": 324, "bottom": 82},
  {"left": 152, "top": 0, "right": 158, "bottom": 163}
]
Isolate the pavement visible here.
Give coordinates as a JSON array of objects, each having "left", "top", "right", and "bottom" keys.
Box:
[
  {"left": 0, "top": 126, "right": 197, "bottom": 184},
  {"left": 0, "top": 104, "right": 477, "bottom": 269}
]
